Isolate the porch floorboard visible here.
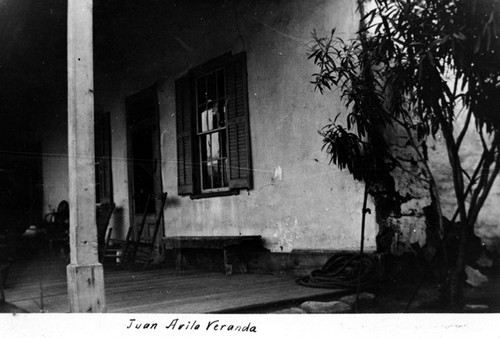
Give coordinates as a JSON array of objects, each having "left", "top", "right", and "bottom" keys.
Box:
[{"left": 3, "top": 255, "right": 348, "bottom": 313}]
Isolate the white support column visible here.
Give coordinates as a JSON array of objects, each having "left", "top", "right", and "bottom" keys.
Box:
[{"left": 66, "top": 0, "right": 106, "bottom": 313}]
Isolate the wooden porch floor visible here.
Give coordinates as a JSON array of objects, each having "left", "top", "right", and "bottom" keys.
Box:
[{"left": 3, "top": 255, "right": 348, "bottom": 313}]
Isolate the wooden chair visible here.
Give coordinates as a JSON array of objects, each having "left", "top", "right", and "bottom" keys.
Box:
[
  {"left": 96, "top": 203, "right": 115, "bottom": 261},
  {"left": 103, "top": 193, "right": 167, "bottom": 268},
  {"left": 45, "top": 201, "right": 115, "bottom": 260},
  {"left": 44, "top": 200, "right": 70, "bottom": 254},
  {"left": 101, "top": 194, "right": 152, "bottom": 266}
]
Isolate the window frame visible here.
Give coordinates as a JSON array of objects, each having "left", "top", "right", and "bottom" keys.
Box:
[
  {"left": 175, "top": 52, "right": 252, "bottom": 198},
  {"left": 194, "top": 67, "right": 230, "bottom": 193}
]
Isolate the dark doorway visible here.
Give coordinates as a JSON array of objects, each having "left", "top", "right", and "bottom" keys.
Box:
[
  {"left": 95, "top": 111, "right": 113, "bottom": 204},
  {"left": 126, "top": 85, "right": 163, "bottom": 226}
]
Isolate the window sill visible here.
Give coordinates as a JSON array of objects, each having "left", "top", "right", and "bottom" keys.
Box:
[{"left": 189, "top": 190, "right": 239, "bottom": 200}]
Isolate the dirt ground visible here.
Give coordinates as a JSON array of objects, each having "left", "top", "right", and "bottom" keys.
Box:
[{"left": 355, "top": 268, "right": 500, "bottom": 313}]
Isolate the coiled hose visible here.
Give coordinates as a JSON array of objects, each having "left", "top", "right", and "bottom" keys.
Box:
[{"left": 296, "top": 252, "right": 379, "bottom": 290}]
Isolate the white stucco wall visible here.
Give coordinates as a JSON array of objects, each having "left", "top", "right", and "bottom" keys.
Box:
[
  {"left": 428, "top": 113, "right": 500, "bottom": 250},
  {"left": 156, "top": 0, "right": 376, "bottom": 251},
  {"left": 43, "top": 0, "right": 378, "bottom": 252}
]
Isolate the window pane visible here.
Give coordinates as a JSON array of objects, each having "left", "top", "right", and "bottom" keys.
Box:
[
  {"left": 212, "top": 158, "right": 223, "bottom": 188},
  {"left": 200, "top": 134, "right": 211, "bottom": 190},
  {"left": 217, "top": 69, "right": 225, "bottom": 98},
  {"left": 200, "top": 104, "right": 224, "bottom": 133},
  {"left": 211, "top": 130, "right": 220, "bottom": 158},
  {"left": 197, "top": 75, "right": 208, "bottom": 133},
  {"left": 195, "top": 67, "right": 230, "bottom": 191},
  {"left": 196, "top": 70, "right": 226, "bottom": 133},
  {"left": 221, "top": 158, "right": 227, "bottom": 187},
  {"left": 209, "top": 103, "right": 217, "bottom": 130},
  {"left": 197, "top": 77, "right": 206, "bottom": 105},
  {"left": 199, "top": 108, "right": 207, "bottom": 132},
  {"left": 217, "top": 99, "right": 226, "bottom": 127},
  {"left": 199, "top": 131, "right": 228, "bottom": 190},
  {"left": 207, "top": 72, "right": 217, "bottom": 102},
  {"left": 219, "top": 130, "right": 227, "bottom": 158}
]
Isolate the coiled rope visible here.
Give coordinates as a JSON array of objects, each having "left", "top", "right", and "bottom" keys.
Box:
[{"left": 296, "top": 252, "right": 379, "bottom": 290}]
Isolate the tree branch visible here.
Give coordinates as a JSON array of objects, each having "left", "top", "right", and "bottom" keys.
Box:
[
  {"left": 456, "top": 107, "right": 473, "bottom": 149},
  {"left": 468, "top": 148, "right": 492, "bottom": 213},
  {"left": 468, "top": 135, "right": 500, "bottom": 226},
  {"left": 439, "top": 110, "right": 468, "bottom": 224},
  {"left": 469, "top": 155, "right": 500, "bottom": 228},
  {"left": 468, "top": 130, "right": 497, "bottom": 212},
  {"left": 463, "top": 153, "right": 486, "bottom": 200}
]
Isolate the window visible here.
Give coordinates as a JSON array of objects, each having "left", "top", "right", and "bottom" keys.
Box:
[
  {"left": 197, "top": 68, "right": 228, "bottom": 191},
  {"left": 175, "top": 52, "right": 252, "bottom": 197}
]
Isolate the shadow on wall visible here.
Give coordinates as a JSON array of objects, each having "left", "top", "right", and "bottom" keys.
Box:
[{"left": 166, "top": 196, "right": 181, "bottom": 207}]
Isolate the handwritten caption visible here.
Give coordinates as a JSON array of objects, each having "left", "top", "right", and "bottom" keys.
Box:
[{"left": 126, "top": 318, "right": 258, "bottom": 333}]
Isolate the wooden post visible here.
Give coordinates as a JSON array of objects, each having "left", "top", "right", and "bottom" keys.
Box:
[{"left": 66, "top": 0, "right": 106, "bottom": 312}]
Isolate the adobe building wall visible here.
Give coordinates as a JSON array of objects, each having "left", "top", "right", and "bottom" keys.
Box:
[
  {"left": 383, "top": 124, "right": 433, "bottom": 254},
  {"left": 428, "top": 114, "right": 500, "bottom": 251},
  {"left": 377, "top": 101, "right": 500, "bottom": 256},
  {"left": 41, "top": 0, "right": 500, "bottom": 258},
  {"left": 156, "top": 0, "right": 377, "bottom": 252},
  {"left": 40, "top": 0, "right": 378, "bottom": 252}
]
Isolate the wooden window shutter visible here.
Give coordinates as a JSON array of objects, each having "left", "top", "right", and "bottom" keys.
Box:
[
  {"left": 94, "top": 111, "right": 113, "bottom": 204},
  {"left": 225, "top": 52, "right": 252, "bottom": 189},
  {"left": 175, "top": 75, "right": 194, "bottom": 195}
]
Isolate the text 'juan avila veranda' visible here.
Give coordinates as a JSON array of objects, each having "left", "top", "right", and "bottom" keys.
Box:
[{"left": 127, "top": 318, "right": 258, "bottom": 333}]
